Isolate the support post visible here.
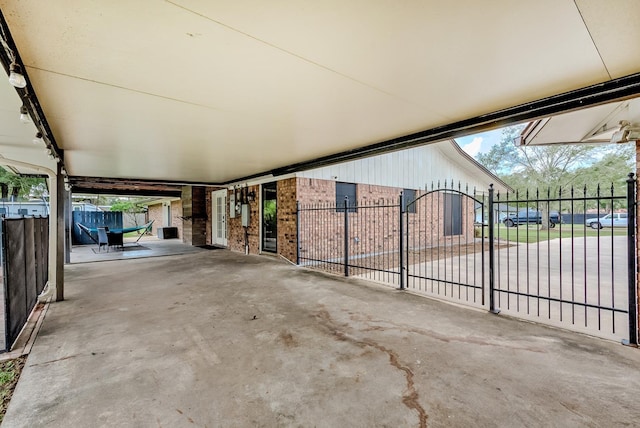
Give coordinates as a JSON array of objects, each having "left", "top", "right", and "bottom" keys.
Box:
[
  {"left": 64, "top": 186, "right": 71, "bottom": 264},
  {"left": 624, "top": 173, "right": 638, "bottom": 346},
  {"left": 399, "top": 192, "right": 405, "bottom": 290},
  {"left": 344, "top": 197, "right": 349, "bottom": 277},
  {"left": 55, "top": 162, "right": 65, "bottom": 301},
  {"left": 488, "top": 184, "right": 499, "bottom": 314}
]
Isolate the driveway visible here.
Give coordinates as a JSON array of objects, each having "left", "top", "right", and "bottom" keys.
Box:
[{"left": 3, "top": 251, "right": 640, "bottom": 427}]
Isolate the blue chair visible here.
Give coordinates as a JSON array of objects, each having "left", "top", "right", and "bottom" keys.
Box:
[{"left": 97, "top": 227, "right": 109, "bottom": 252}]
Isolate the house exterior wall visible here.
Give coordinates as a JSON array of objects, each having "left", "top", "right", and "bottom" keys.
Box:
[
  {"left": 171, "top": 200, "right": 183, "bottom": 239},
  {"left": 147, "top": 200, "right": 183, "bottom": 239},
  {"left": 277, "top": 178, "right": 298, "bottom": 263},
  {"left": 225, "top": 177, "right": 476, "bottom": 263},
  {"left": 227, "top": 185, "right": 260, "bottom": 254},
  {"left": 147, "top": 204, "right": 162, "bottom": 235},
  {"left": 296, "top": 179, "right": 475, "bottom": 264},
  {"left": 296, "top": 141, "right": 504, "bottom": 194},
  {"left": 224, "top": 141, "right": 495, "bottom": 265}
]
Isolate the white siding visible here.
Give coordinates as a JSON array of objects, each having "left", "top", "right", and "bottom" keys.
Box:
[{"left": 296, "top": 140, "right": 503, "bottom": 193}]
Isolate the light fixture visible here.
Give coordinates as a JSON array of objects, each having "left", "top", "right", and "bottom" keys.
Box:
[
  {"left": 8, "top": 62, "right": 27, "bottom": 88},
  {"left": 19, "top": 105, "right": 30, "bottom": 123},
  {"left": 32, "top": 131, "right": 43, "bottom": 144}
]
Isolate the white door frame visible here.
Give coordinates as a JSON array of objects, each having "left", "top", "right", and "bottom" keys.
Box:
[{"left": 212, "top": 190, "right": 228, "bottom": 247}]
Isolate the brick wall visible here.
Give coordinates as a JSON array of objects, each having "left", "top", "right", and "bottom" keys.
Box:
[
  {"left": 225, "top": 178, "right": 475, "bottom": 266},
  {"left": 227, "top": 186, "right": 260, "bottom": 254},
  {"left": 297, "top": 179, "right": 475, "bottom": 264},
  {"left": 147, "top": 200, "right": 183, "bottom": 239},
  {"left": 277, "top": 178, "right": 298, "bottom": 262},
  {"left": 147, "top": 204, "right": 162, "bottom": 236}
]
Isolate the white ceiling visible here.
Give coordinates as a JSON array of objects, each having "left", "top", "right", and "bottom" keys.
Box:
[{"left": 0, "top": 0, "right": 639, "bottom": 184}]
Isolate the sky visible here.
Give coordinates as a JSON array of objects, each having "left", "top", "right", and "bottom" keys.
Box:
[{"left": 456, "top": 128, "right": 504, "bottom": 158}]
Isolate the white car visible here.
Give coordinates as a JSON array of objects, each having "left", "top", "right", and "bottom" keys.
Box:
[{"left": 587, "top": 213, "right": 628, "bottom": 229}]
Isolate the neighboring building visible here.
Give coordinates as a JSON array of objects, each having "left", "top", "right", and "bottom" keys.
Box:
[
  {"left": 146, "top": 198, "right": 183, "bottom": 239},
  {"left": 0, "top": 199, "right": 98, "bottom": 216},
  {"left": 0, "top": 200, "right": 49, "bottom": 217},
  {"left": 212, "top": 140, "right": 510, "bottom": 262}
]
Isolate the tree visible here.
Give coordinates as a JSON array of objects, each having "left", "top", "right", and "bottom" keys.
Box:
[
  {"left": 0, "top": 167, "right": 46, "bottom": 200},
  {"left": 475, "top": 125, "right": 636, "bottom": 229},
  {"left": 110, "top": 199, "right": 147, "bottom": 227},
  {"left": 477, "top": 127, "right": 521, "bottom": 175}
]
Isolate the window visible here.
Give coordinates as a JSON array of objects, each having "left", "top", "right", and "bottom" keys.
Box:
[
  {"left": 18, "top": 208, "right": 28, "bottom": 216},
  {"left": 403, "top": 189, "right": 416, "bottom": 213},
  {"left": 335, "top": 182, "right": 356, "bottom": 212},
  {"left": 443, "top": 193, "right": 462, "bottom": 236}
]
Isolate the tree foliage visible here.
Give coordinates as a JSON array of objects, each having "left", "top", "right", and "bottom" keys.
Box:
[
  {"left": 0, "top": 167, "right": 46, "bottom": 200},
  {"left": 477, "top": 126, "right": 634, "bottom": 195},
  {"left": 475, "top": 126, "right": 636, "bottom": 225}
]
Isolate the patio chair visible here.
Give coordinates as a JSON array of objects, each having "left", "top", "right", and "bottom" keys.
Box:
[{"left": 97, "top": 227, "right": 109, "bottom": 252}]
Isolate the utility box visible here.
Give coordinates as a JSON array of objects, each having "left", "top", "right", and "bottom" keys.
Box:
[
  {"left": 157, "top": 227, "right": 178, "bottom": 239},
  {"left": 229, "top": 193, "right": 236, "bottom": 218},
  {"left": 241, "top": 204, "right": 250, "bottom": 227}
]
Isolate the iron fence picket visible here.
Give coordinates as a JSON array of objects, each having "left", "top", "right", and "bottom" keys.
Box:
[
  {"left": 492, "top": 178, "right": 633, "bottom": 342},
  {"left": 296, "top": 176, "right": 637, "bottom": 344}
]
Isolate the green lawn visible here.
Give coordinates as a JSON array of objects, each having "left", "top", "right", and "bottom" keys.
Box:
[{"left": 494, "top": 225, "right": 627, "bottom": 243}]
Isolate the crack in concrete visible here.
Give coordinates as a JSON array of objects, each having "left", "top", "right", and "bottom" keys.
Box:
[
  {"left": 315, "top": 310, "right": 428, "bottom": 428},
  {"left": 351, "top": 313, "right": 546, "bottom": 353},
  {"left": 28, "top": 354, "right": 77, "bottom": 367}
]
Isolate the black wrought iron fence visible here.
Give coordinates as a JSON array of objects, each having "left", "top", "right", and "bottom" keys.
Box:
[
  {"left": 297, "top": 197, "right": 402, "bottom": 284},
  {"left": 296, "top": 175, "right": 638, "bottom": 344},
  {"left": 404, "top": 182, "right": 488, "bottom": 307},
  {"left": 490, "top": 175, "right": 637, "bottom": 343}
]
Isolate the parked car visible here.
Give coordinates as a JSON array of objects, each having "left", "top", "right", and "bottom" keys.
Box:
[
  {"left": 586, "top": 213, "right": 628, "bottom": 229},
  {"left": 503, "top": 209, "right": 561, "bottom": 228}
]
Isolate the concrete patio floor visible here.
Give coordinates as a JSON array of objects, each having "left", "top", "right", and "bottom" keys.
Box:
[{"left": 3, "top": 250, "right": 640, "bottom": 427}]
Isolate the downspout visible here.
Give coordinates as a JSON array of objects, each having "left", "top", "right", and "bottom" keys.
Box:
[{"left": 0, "top": 157, "right": 60, "bottom": 301}]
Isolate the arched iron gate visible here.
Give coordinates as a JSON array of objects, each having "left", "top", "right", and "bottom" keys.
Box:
[
  {"left": 297, "top": 177, "right": 638, "bottom": 344},
  {"left": 402, "top": 186, "right": 487, "bottom": 308}
]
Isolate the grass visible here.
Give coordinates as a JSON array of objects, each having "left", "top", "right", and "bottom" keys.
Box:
[
  {"left": 495, "top": 224, "right": 627, "bottom": 243},
  {"left": 0, "top": 357, "right": 25, "bottom": 423}
]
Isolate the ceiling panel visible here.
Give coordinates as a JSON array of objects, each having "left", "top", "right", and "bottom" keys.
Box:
[{"left": 0, "top": 1, "right": 638, "bottom": 184}]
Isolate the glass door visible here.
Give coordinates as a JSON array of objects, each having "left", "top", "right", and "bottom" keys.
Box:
[{"left": 262, "top": 182, "right": 277, "bottom": 252}]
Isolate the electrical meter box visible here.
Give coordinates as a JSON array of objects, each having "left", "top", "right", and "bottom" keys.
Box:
[
  {"left": 241, "top": 204, "right": 250, "bottom": 227},
  {"left": 229, "top": 193, "right": 236, "bottom": 218}
]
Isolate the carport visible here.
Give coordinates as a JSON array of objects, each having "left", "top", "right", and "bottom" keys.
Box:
[
  {"left": 1, "top": 1, "right": 640, "bottom": 306},
  {"left": 0, "top": 3, "right": 640, "bottom": 423}
]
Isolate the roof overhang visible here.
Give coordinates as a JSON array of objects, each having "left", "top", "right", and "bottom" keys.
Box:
[{"left": 519, "top": 97, "right": 640, "bottom": 146}]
